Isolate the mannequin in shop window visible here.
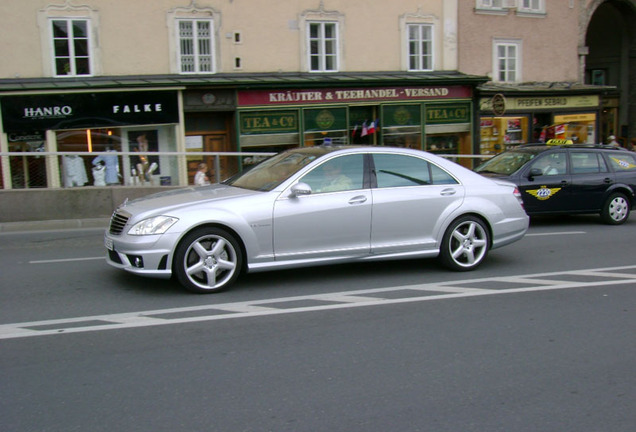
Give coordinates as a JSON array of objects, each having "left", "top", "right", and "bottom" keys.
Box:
[
  {"left": 62, "top": 155, "right": 88, "bottom": 187},
  {"left": 92, "top": 146, "right": 120, "bottom": 185},
  {"left": 132, "top": 133, "right": 158, "bottom": 185}
]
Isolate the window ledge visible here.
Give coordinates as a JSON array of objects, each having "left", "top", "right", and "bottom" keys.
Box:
[
  {"left": 474, "top": 8, "right": 509, "bottom": 16},
  {"left": 516, "top": 11, "right": 547, "bottom": 18}
]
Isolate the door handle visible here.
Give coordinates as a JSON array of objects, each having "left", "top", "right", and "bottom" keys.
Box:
[
  {"left": 348, "top": 195, "right": 367, "bottom": 205},
  {"left": 560, "top": 180, "right": 569, "bottom": 186},
  {"left": 604, "top": 178, "right": 613, "bottom": 184},
  {"left": 440, "top": 188, "right": 457, "bottom": 196}
]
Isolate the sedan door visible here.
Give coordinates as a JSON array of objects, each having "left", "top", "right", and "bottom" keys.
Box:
[
  {"left": 568, "top": 151, "right": 614, "bottom": 212},
  {"left": 272, "top": 154, "right": 372, "bottom": 261},
  {"left": 517, "top": 151, "right": 572, "bottom": 214},
  {"left": 369, "top": 153, "right": 464, "bottom": 255}
]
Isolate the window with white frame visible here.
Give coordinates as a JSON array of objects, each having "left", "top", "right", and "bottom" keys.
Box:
[
  {"left": 308, "top": 22, "right": 339, "bottom": 72},
  {"left": 518, "top": 0, "right": 545, "bottom": 13},
  {"left": 50, "top": 19, "right": 92, "bottom": 76},
  {"left": 177, "top": 19, "right": 214, "bottom": 73},
  {"left": 407, "top": 24, "right": 434, "bottom": 71},
  {"left": 477, "top": 0, "right": 504, "bottom": 9},
  {"left": 493, "top": 40, "right": 521, "bottom": 82}
]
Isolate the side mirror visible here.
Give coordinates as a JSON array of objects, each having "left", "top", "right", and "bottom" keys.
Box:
[
  {"left": 529, "top": 168, "right": 543, "bottom": 178},
  {"left": 290, "top": 182, "right": 312, "bottom": 197}
]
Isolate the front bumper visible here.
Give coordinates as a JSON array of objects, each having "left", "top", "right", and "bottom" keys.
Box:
[{"left": 104, "top": 232, "right": 178, "bottom": 278}]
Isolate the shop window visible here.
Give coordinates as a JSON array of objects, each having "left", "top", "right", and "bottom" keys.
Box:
[
  {"left": 551, "top": 114, "right": 596, "bottom": 144},
  {"left": 50, "top": 19, "right": 93, "bottom": 77},
  {"left": 239, "top": 110, "right": 300, "bottom": 154},
  {"left": 407, "top": 24, "right": 434, "bottom": 71},
  {"left": 177, "top": 19, "right": 215, "bottom": 73},
  {"left": 493, "top": 39, "right": 521, "bottom": 83},
  {"left": 350, "top": 106, "right": 379, "bottom": 145},
  {"left": 303, "top": 108, "right": 347, "bottom": 146},
  {"left": 382, "top": 105, "right": 421, "bottom": 149},
  {"left": 480, "top": 116, "right": 529, "bottom": 154},
  {"left": 56, "top": 129, "right": 124, "bottom": 187},
  {"left": 7, "top": 141, "right": 47, "bottom": 189},
  {"left": 307, "top": 22, "right": 339, "bottom": 72}
]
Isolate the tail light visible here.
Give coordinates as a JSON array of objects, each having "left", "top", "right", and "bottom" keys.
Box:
[{"left": 513, "top": 187, "right": 524, "bottom": 209}]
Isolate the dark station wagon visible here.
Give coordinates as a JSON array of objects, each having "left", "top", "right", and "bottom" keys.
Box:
[{"left": 475, "top": 141, "right": 636, "bottom": 224}]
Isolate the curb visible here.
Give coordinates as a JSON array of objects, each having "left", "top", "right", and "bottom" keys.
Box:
[{"left": 0, "top": 218, "right": 110, "bottom": 233}]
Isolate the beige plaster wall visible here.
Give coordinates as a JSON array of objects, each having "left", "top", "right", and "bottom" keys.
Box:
[
  {"left": 457, "top": 0, "right": 580, "bottom": 82},
  {"left": 0, "top": 0, "right": 456, "bottom": 78}
]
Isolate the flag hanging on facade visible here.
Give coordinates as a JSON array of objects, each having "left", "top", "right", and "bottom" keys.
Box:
[
  {"left": 361, "top": 121, "right": 368, "bottom": 137},
  {"left": 368, "top": 119, "right": 376, "bottom": 135}
]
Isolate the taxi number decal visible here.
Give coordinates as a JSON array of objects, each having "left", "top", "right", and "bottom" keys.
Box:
[
  {"left": 526, "top": 186, "right": 562, "bottom": 201},
  {"left": 610, "top": 157, "right": 636, "bottom": 170}
]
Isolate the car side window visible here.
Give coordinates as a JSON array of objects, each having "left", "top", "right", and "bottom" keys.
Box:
[
  {"left": 373, "top": 154, "right": 456, "bottom": 188},
  {"left": 300, "top": 154, "right": 364, "bottom": 193},
  {"left": 606, "top": 153, "right": 636, "bottom": 172},
  {"left": 571, "top": 152, "right": 608, "bottom": 174},
  {"left": 530, "top": 152, "right": 567, "bottom": 176}
]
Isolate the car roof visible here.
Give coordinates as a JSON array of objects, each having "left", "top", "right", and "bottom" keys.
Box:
[{"left": 512, "top": 143, "right": 629, "bottom": 154}]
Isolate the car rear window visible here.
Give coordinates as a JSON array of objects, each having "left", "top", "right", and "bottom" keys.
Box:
[{"left": 606, "top": 153, "right": 636, "bottom": 172}]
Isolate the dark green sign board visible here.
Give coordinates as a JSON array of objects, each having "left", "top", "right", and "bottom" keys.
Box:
[
  {"left": 425, "top": 103, "right": 470, "bottom": 124},
  {"left": 304, "top": 108, "right": 347, "bottom": 132},
  {"left": 240, "top": 111, "right": 298, "bottom": 134}
]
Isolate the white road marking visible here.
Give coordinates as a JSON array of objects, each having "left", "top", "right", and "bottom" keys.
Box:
[
  {"left": 25, "top": 231, "right": 584, "bottom": 265},
  {"left": 29, "top": 256, "right": 104, "bottom": 264},
  {"left": 526, "top": 231, "right": 586, "bottom": 237},
  {"left": 2, "top": 265, "right": 635, "bottom": 340}
]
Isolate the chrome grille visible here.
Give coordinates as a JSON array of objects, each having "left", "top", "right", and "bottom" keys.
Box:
[{"left": 109, "top": 210, "right": 130, "bottom": 235}]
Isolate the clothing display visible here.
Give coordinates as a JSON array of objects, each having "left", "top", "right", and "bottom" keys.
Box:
[
  {"left": 92, "top": 151, "right": 120, "bottom": 185},
  {"left": 92, "top": 165, "right": 106, "bottom": 186},
  {"left": 62, "top": 155, "right": 88, "bottom": 187}
]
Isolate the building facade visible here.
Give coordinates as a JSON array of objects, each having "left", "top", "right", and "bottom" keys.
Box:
[
  {"left": 458, "top": 0, "right": 636, "bottom": 156},
  {"left": 1, "top": 0, "right": 488, "bottom": 192},
  {"left": 0, "top": 0, "right": 633, "bottom": 198}
]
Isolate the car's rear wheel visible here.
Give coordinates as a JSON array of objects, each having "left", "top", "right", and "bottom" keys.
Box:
[
  {"left": 601, "top": 192, "right": 630, "bottom": 225},
  {"left": 173, "top": 227, "right": 243, "bottom": 293},
  {"left": 439, "top": 216, "right": 490, "bottom": 271}
]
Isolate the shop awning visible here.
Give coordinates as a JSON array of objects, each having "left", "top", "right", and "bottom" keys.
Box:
[{"left": 0, "top": 71, "right": 488, "bottom": 93}]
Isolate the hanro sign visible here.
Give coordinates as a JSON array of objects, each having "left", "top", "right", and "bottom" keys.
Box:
[
  {"left": 238, "top": 86, "right": 472, "bottom": 106},
  {"left": 1, "top": 90, "right": 179, "bottom": 133}
]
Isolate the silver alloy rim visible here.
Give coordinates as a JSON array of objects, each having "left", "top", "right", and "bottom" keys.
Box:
[
  {"left": 609, "top": 196, "right": 628, "bottom": 222},
  {"left": 449, "top": 220, "right": 488, "bottom": 268},
  {"left": 183, "top": 235, "right": 238, "bottom": 290}
]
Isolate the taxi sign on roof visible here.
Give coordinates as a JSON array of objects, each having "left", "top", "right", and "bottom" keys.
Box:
[{"left": 546, "top": 139, "right": 573, "bottom": 145}]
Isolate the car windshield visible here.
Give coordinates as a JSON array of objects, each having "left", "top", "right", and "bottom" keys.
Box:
[
  {"left": 225, "top": 147, "right": 333, "bottom": 191},
  {"left": 475, "top": 151, "right": 537, "bottom": 175}
]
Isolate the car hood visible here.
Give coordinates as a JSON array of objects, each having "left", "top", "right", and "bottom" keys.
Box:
[{"left": 119, "top": 184, "right": 261, "bottom": 215}]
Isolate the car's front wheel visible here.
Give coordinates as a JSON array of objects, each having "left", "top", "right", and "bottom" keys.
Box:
[
  {"left": 173, "top": 227, "right": 243, "bottom": 293},
  {"left": 601, "top": 192, "right": 630, "bottom": 225},
  {"left": 439, "top": 216, "right": 490, "bottom": 271}
]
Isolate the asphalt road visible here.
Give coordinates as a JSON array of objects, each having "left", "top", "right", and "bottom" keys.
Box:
[{"left": 1, "top": 215, "right": 635, "bottom": 432}]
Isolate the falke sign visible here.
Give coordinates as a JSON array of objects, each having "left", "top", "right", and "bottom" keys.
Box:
[
  {"left": 238, "top": 86, "right": 472, "bottom": 106},
  {"left": 1, "top": 91, "right": 178, "bottom": 133}
]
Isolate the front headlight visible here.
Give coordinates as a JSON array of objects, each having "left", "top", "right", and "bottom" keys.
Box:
[{"left": 128, "top": 216, "right": 179, "bottom": 236}]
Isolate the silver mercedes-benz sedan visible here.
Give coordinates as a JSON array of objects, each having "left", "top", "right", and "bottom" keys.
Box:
[{"left": 105, "top": 146, "right": 529, "bottom": 293}]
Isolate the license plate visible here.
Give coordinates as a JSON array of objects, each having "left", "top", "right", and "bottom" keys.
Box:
[{"left": 104, "top": 237, "right": 114, "bottom": 251}]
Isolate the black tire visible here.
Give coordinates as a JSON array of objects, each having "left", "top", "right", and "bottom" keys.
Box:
[
  {"left": 439, "top": 216, "right": 490, "bottom": 271},
  {"left": 173, "top": 227, "right": 243, "bottom": 293},
  {"left": 601, "top": 193, "right": 630, "bottom": 225}
]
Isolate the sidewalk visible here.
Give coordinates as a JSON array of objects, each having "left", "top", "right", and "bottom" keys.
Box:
[{"left": 0, "top": 218, "right": 110, "bottom": 233}]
